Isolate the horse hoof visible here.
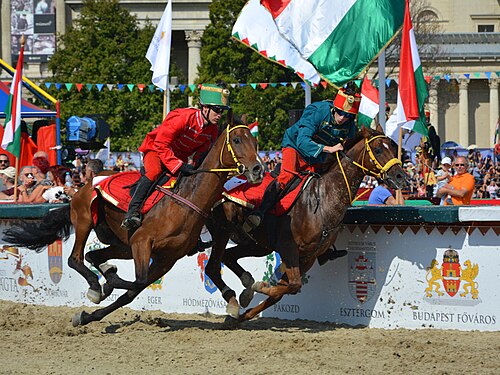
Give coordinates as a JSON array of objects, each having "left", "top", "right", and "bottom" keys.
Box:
[
  {"left": 72, "top": 311, "right": 83, "bottom": 327},
  {"left": 239, "top": 288, "right": 254, "bottom": 308},
  {"left": 72, "top": 311, "right": 91, "bottom": 327},
  {"left": 87, "top": 287, "right": 103, "bottom": 304},
  {"left": 226, "top": 299, "right": 240, "bottom": 319},
  {"left": 251, "top": 281, "right": 268, "bottom": 293},
  {"left": 99, "top": 261, "right": 118, "bottom": 276},
  {"left": 222, "top": 315, "right": 240, "bottom": 330}
]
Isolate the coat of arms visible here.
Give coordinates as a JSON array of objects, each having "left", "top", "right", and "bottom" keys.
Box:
[{"left": 425, "top": 248, "right": 479, "bottom": 299}]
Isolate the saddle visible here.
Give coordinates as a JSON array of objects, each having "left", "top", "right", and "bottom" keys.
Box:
[
  {"left": 91, "top": 171, "right": 175, "bottom": 223},
  {"left": 222, "top": 171, "right": 314, "bottom": 216}
]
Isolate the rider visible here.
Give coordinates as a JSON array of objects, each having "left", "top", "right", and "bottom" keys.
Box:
[
  {"left": 244, "top": 83, "right": 361, "bottom": 233},
  {"left": 121, "top": 83, "right": 230, "bottom": 230}
]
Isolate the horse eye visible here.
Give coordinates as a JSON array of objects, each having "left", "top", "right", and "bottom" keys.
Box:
[
  {"left": 374, "top": 147, "right": 383, "bottom": 156},
  {"left": 233, "top": 137, "right": 241, "bottom": 145}
]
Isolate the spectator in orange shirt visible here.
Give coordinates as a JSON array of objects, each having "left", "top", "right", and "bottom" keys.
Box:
[{"left": 436, "top": 156, "right": 475, "bottom": 205}]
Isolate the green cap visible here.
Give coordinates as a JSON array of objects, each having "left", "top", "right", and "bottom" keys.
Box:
[{"left": 199, "top": 84, "right": 230, "bottom": 108}]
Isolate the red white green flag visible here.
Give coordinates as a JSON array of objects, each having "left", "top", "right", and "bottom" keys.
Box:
[
  {"left": 232, "top": 0, "right": 321, "bottom": 85},
  {"left": 260, "top": 0, "right": 405, "bottom": 87},
  {"left": 248, "top": 121, "right": 259, "bottom": 138},
  {"left": 358, "top": 77, "right": 379, "bottom": 129},
  {"left": 2, "top": 42, "right": 24, "bottom": 157},
  {"left": 396, "top": 0, "right": 428, "bottom": 136}
]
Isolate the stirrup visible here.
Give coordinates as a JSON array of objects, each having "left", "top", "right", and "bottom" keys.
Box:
[
  {"left": 242, "top": 213, "right": 262, "bottom": 233},
  {"left": 120, "top": 214, "right": 142, "bottom": 231}
]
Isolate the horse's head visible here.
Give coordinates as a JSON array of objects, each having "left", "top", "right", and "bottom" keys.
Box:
[
  {"left": 218, "top": 122, "right": 264, "bottom": 184},
  {"left": 345, "top": 126, "right": 406, "bottom": 190}
]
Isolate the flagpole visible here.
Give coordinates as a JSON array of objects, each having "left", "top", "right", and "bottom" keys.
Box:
[
  {"left": 13, "top": 158, "right": 19, "bottom": 202},
  {"left": 396, "top": 126, "right": 404, "bottom": 204},
  {"left": 378, "top": 49, "right": 386, "bottom": 132}
]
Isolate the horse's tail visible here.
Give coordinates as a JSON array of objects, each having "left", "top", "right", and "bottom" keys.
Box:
[{"left": 3, "top": 205, "right": 72, "bottom": 253}]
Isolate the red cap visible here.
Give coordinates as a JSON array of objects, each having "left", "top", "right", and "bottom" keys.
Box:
[{"left": 333, "top": 88, "right": 361, "bottom": 114}]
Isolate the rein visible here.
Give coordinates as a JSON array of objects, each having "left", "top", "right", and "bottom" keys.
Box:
[
  {"left": 195, "top": 124, "right": 250, "bottom": 176},
  {"left": 157, "top": 124, "right": 253, "bottom": 218},
  {"left": 156, "top": 185, "right": 209, "bottom": 219},
  {"left": 337, "top": 135, "right": 401, "bottom": 203},
  {"left": 301, "top": 134, "right": 401, "bottom": 264}
]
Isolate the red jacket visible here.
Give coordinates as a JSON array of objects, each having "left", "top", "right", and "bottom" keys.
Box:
[{"left": 139, "top": 108, "right": 218, "bottom": 174}]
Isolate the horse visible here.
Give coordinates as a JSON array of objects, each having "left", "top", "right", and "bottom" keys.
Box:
[
  {"left": 203, "top": 126, "right": 406, "bottom": 326},
  {"left": 3, "top": 121, "right": 264, "bottom": 326}
]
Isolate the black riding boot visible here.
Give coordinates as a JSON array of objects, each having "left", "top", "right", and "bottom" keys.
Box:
[
  {"left": 121, "top": 175, "right": 154, "bottom": 230},
  {"left": 243, "top": 180, "right": 282, "bottom": 233},
  {"left": 317, "top": 245, "right": 348, "bottom": 266}
]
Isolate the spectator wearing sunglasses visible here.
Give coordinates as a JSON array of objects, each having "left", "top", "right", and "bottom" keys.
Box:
[
  {"left": 17, "top": 166, "right": 48, "bottom": 203},
  {"left": 0, "top": 154, "right": 10, "bottom": 170},
  {"left": 121, "top": 83, "right": 231, "bottom": 230},
  {"left": 244, "top": 83, "right": 361, "bottom": 234},
  {"left": 436, "top": 156, "right": 475, "bottom": 205}
]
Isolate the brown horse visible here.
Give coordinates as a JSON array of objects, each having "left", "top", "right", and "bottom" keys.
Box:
[
  {"left": 204, "top": 126, "right": 406, "bottom": 326},
  {"left": 4, "top": 122, "right": 264, "bottom": 326}
]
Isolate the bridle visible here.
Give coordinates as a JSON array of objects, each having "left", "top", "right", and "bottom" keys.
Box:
[
  {"left": 157, "top": 124, "right": 253, "bottom": 218},
  {"left": 337, "top": 134, "right": 401, "bottom": 203},
  {"left": 196, "top": 124, "right": 250, "bottom": 176}
]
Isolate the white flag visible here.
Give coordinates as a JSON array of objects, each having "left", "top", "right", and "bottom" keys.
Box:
[{"left": 146, "top": 0, "right": 172, "bottom": 90}]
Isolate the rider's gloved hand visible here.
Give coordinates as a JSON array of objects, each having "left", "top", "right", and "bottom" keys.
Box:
[{"left": 179, "top": 163, "right": 196, "bottom": 176}]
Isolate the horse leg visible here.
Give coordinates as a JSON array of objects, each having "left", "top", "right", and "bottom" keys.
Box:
[
  {"left": 223, "top": 244, "right": 272, "bottom": 308},
  {"left": 239, "top": 295, "right": 283, "bottom": 322},
  {"left": 67, "top": 221, "right": 102, "bottom": 304},
  {"left": 239, "top": 262, "right": 308, "bottom": 322},
  {"left": 252, "top": 266, "right": 302, "bottom": 298},
  {"left": 84, "top": 245, "right": 132, "bottom": 301},
  {"left": 204, "top": 232, "right": 242, "bottom": 321},
  {"left": 73, "top": 252, "right": 176, "bottom": 326}
]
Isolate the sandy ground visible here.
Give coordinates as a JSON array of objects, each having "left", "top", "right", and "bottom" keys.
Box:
[{"left": 0, "top": 300, "right": 498, "bottom": 375}]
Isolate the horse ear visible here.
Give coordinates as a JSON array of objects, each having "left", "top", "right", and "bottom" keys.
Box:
[
  {"left": 226, "top": 108, "right": 234, "bottom": 127},
  {"left": 241, "top": 114, "right": 247, "bottom": 125},
  {"left": 375, "top": 122, "right": 385, "bottom": 134}
]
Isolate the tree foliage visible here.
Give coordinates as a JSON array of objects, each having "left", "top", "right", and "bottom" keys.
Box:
[
  {"left": 197, "top": 0, "right": 336, "bottom": 150},
  {"left": 46, "top": 0, "right": 187, "bottom": 151}
]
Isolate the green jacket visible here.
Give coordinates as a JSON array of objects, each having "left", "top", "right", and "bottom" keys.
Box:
[{"left": 281, "top": 100, "right": 356, "bottom": 164}]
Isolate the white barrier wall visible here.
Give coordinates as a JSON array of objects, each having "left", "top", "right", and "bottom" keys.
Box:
[{"left": 1, "top": 208, "right": 499, "bottom": 331}]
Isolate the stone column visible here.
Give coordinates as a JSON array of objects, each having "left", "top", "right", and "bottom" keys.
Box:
[
  {"left": 428, "top": 81, "right": 439, "bottom": 134},
  {"left": 458, "top": 79, "right": 469, "bottom": 148},
  {"left": 490, "top": 79, "right": 499, "bottom": 146},
  {"left": 1, "top": 0, "right": 12, "bottom": 65},
  {"left": 185, "top": 30, "right": 203, "bottom": 85},
  {"left": 56, "top": 0, "right": 66, "bottom": 35}
]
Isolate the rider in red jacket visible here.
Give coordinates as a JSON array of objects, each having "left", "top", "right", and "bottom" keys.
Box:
[{"left": 121, "top": 84, "right": 230, "bottom": 230}]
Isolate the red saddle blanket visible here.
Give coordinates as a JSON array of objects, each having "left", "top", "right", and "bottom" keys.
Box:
[
  {"left": 93, "top": 171, "right": 174, "bottom": 214},
  {"left": 223, "top": 172, "right": 310, "bottom": 216}
]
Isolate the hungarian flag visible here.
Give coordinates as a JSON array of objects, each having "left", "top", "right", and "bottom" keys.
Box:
[
  {"left": 358, "top": 77, "right": 379, "bottom": 129},
  {"left": 396, "top": 0, "right": 428, "bottom": 136},
  {"left": 2, "top": 39, "right": 24, "bottom": 157},
  {"left": 232, "top": 0, "right": 321, "bottom": 85},
  {"left": 260, "top": 0, "right": 405, "bottom": 87},
  {"left": 248, "top": 121, "right": 259, "bottom": 138}
]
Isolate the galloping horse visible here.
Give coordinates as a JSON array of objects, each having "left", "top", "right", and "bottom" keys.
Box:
[
  {"left": 4, "top": 122, "right": 264, "bottom": 326},
  {"left": 204, "top": 126, "right": 406, "bottom": 325}
]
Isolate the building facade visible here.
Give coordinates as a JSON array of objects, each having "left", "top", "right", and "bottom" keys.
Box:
[{"left": 0, "top": 0, "right": 499, "bottom": 147}]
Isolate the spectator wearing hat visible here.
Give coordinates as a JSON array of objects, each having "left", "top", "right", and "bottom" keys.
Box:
[
  {"left": 0, "top": 167, "right": 20, "bottom": 200},
  {"left": 437, "top": 156, "right": 475, "bottom": 205},
  {"left": 435, "top": 157, "right": 452, "bottom": 205},
  {"left": 121, "top": 83, "right": 231, "bottom": 230},
  {"left": 245, "top": 83, "right": 361, "bottom": 234}
]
